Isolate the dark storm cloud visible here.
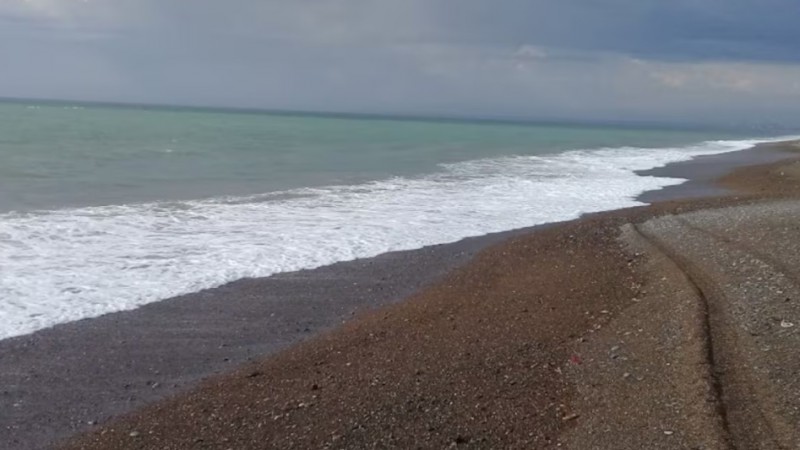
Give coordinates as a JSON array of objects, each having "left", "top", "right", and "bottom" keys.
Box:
[
  {"left": 431, "top": 0, "right": 800, "bottom": 63},
  {"left": 1, "top": 1, "right": 799, "bottom": 125}
]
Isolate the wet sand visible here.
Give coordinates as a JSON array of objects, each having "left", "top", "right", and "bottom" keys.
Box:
[
  {"left": 2, "top": 142, "right": 799, "bottom": 449},
  {"left": 1, "top": 218, "right": 526, "bottom": 450},
  {"left": 636, "top": 140, "right": 800, "bottom": 202}
]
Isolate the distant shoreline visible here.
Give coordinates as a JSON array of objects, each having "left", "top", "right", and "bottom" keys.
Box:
[{"left": 1, "top": 95, "right": 781, "bottom": 133}]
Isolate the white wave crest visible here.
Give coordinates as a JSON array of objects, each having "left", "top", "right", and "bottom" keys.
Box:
[{"left": 0, "top": 137, "right": 792, "bottom": 339}]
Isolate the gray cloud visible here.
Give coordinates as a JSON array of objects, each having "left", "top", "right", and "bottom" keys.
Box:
[{"left": 1, "top": 1, "right": 799, "bottom": 126}]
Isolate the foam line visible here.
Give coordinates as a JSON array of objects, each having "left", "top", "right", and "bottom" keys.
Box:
[{"left": 0, "top": 137, "right": 793, "bottom": 339}]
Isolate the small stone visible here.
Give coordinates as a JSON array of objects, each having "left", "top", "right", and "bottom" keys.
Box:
[
  {"left": 663, "top": 430, "right": 673, "bottom": 436},
  {"left": 562, "top": 413, "right": 580, "bottom": 421},
  {"left": 129, "top": 431, "right": 140, "bottom": 437},
  {"left": 780, "top": 320, "right": 794, "bottom": 328},
  {"left": 454, "top": 435, "right": 470, "bottom": 444}
]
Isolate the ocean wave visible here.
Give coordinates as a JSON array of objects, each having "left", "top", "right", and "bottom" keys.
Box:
[{"left": 0, "top": 136, "right": 794, "bottom": 339}]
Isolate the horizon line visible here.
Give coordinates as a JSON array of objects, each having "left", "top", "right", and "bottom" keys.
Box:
[{"left": 0, "top": 95, "right": 788, "bottom": 134}]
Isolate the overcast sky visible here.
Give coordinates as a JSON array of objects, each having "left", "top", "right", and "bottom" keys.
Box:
[{"left": 2, "top": 1, "right": 800, "bottom": 126}]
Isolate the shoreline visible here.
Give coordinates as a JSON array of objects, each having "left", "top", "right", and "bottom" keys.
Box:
[
  {"left": 0, "top": 138, "right": 792, "bottom": 340},
  {"left": 63, "top": 140, "right": 800, "bottom": 449},
  {"left": 636, "top": 140, "right": 800, "bottom": 202},
  {"left": 1, "top": 137, "right": 787, "bottom": 341},
  {"left": 2, "top": 141, "right": 799, "bottom": 449},
  {"left": 6, "top": 138, "right": 776, "bottom": 342}
]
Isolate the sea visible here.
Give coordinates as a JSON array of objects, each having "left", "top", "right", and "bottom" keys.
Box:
[{"left": 0, "top": 99, "right": 796, "bottom": 340}]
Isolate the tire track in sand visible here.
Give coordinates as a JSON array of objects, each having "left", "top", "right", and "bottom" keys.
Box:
[
  {"left": 625, "top": 223, "right": 734, "bottom": 450},
  {"left": 635, "top": 211, "right": 800, "bottom": 450}
]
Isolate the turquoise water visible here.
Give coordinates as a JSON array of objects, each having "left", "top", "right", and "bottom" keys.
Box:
[
  {"left": 0, "top": 101, "right": 743, "bottom": 213},
  {"left": 1, "top": 99, "right": 792, "bottom": 340}
]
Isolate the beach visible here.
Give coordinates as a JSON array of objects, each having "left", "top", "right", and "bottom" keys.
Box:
[{"left": 2, "top": 141, "right": 799, "bottom": 449}]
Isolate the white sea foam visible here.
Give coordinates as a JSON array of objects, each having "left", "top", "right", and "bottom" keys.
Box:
[{"left": 0, "top": 137, "right": 792, "bottom": 339}]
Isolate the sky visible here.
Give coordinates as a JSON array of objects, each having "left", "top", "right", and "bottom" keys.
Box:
[{"left": 1, "top": 0, "right": 800, "bottom": 126}]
